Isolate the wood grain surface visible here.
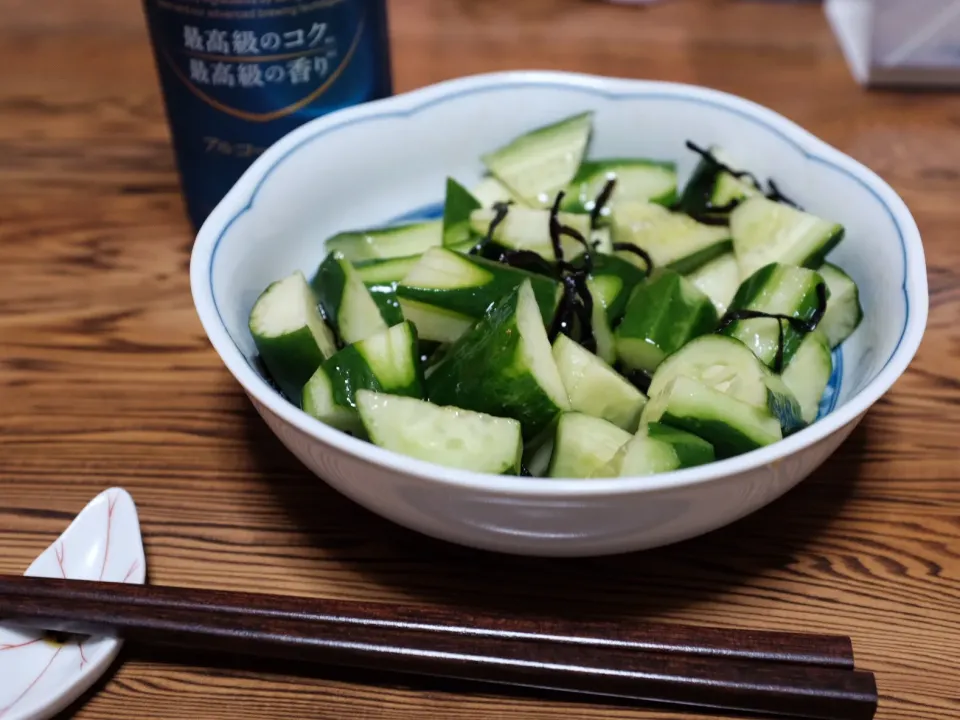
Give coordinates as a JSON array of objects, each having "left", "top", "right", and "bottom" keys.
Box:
[{"left": 0, "top": 0, "right": 957, "bottom": 718}]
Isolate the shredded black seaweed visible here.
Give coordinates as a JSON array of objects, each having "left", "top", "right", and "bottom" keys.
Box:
[
  {"left": 589, "top": 177, "right": 617, "bottom": 229},
  {"left": 685, "top": 140, "right": 803, "bottom": 214},
  {"left": 717, "top": 283, "right": 828, "bottom": 372},
  {"left": 611, "top": 242, "right": 655, "bottom": 273},
  {"left": 765, "top": 179, "right": 803, "bottom": 210},
  {"left": 468, "top": 201, "right": 511, "bottom": 256},
  {"left": 497, "top": 249, "right": 558, "bottom": 277},
  {"left": 685, "top": 140, "right": 762, "bottom": 190}
]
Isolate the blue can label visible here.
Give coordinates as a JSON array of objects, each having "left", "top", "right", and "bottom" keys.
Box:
[{"left": 143, "top": 0, "right": 392, "bottom": 228}]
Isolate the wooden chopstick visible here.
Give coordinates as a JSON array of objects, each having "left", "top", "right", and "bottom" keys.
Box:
[
  {"left": 0, "top": 575, "right": 853, "bottom": 668},
  {"left": 0, "top": 576, "right": 877, "bottom": 720}
]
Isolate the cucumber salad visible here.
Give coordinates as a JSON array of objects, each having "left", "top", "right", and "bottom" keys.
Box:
[{"left": 248, "top": 111, "right": 864, "bottom": 478}]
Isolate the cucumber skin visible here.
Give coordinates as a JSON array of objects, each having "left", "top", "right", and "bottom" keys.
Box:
[
  {"left": 311, "top": 253, "right": 389, "bottom": 342},
  {"left": 365, "top": 284, "right": 406, "bottom": 326},
  {"left": 397, "top": 253, "right": 560, "bottom": 325},
  {"left": 322, "top": 330, "right": 425, "bottom": 410},
  {"left": 667, "top": 240, "right": 734, "bottom": 276},
  {"left": 254, "top": 327, "right": 327, "bottom": 406},
  {"left": 426, "top": 284, "right": 566, "bottom": 441},
  {"left": 615, "top": 269, "right": 719, "bottom": 373},
  {"left": 721, "top": 262, "right": 828, "bottom": 368},
  {"left": 442, "top": 177, "right": 482, "bottom": 248},
  {"left": 657, "top": 409, "right": 770, "bottom": 459},
  {"left": 646, "top": 422, "right": 715, "bottom": 467}
]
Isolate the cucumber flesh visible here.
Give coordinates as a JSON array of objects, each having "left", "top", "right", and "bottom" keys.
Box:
[
  {"left": 646, "top": 334, "right": 804, "bottom": 435},
  {"left": 353, "top": 255, "right": 420, "bottom": 328},
  {"left": 611, "top": 201, "right": 732, "bottom": 274},
  {"left": 731, "top": 196, "right": 844, "bottom": 278},
  {"left": 302, "top": 321, "right": 424, "bottom": 433},
  {"left": 721, "top": 262, "right": 828, "bottom": 369},
  {"left": 481, "top": 112, "right": 593, "bottom": 206},
  {"left": 598, "top": 422, "right": 715, "bottom": 478},
  {"left": 615, "top": 269, "right": 718, "bottom": 374},
  {"left": 312, "top": 252, "right": 389, "bottom": 345},
  {"left": 782, "top": 330, "right": 833, "bottom": 423},
  {"left": 561, "top": 159, "right": 678, "bottom": 218},
  {"left": 442, "top": 177, "right": 482, "bottom": 248},
  {"left": 684, "top": 251, "right": 741, "bottom": 316},
  {"left": 642, "top": 375, "right": 782, "bottom": 459},
  {"left": 398, "top": 297, "right": 475, "bottom": 344},
  {"left": 248, "top": 269, "right": 338, "bottom": 403},
  {"left": 470, "top": 206, "right": 593, "bottom": 262},
  {"left": 552, "top": 334, "right": 647, "bottom": 432},
  {"left": 547, "top": 413, "right": 633, "bottom": 479},
  {"left": 817, "top": 263, "right": 864, "bottom": 348},
  {"left": 356, "top": 390, "right": 523, "bottom": 475},
  {"left": 472, "top": 176, "right": 516, "bottom": 208},
  {"left": 426, "top": 279, "right": 571, "bottom": 440},
  {"left": 326, "top": 220, "right": 442, "bottom": 262},
  {"left": 586, "top": 277, "right": 617, "bottom": 366}
]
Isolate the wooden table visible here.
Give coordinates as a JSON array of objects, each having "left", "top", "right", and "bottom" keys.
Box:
[{"left": 1, "top": 1, "right": 957, "bottom": 718}]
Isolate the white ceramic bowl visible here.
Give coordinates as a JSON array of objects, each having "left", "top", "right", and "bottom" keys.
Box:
[{"left": 190, "top": 70, "right": 927, "bottom": 557}]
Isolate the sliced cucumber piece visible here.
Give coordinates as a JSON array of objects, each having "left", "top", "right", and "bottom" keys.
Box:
[
  {"left": 397, "top": 247, "right": 560, "bottom": 326},
  {"left": 326, "top": 219, "right": 442, "bottom": 262},
  {"left": 552, "top": 334, "right": 647, "bottom": 432},
  {"left": 356, "top": 390, "right": 522, "bottom": 475},
  {"left": 731, "top": 195, "right": 844, "bottom": 278},
  {"left": 302, "top": 321, "right": 424, "bottom": 433},
  {"left": 560, "top": 159, "right": 678, "bottom": 218},
  {"left": 546, "top": 413, "right": 633, "bottom": 479},
  {"left": 611, "top": 201, "right": 732, "bottom": 275},
  {"left": 678, "top": 145, "right": 761, "bottom": 218},
  {"left": 481, "top": 112, "right": 593, "bottom": 206},
  {"left": 597, "top": 422, "right": 715, "bottom": 478},
  {"left": 642, "top": 376, "right": 782, "bottom": 459},
  {"left": 472, "top": 176, "right": 516, "bottom": 208},
  {"left": 442, "top": 177, "right": 482, "bottom": 248},
  {"left": 248, "top": 270, "right": 338, "bottom": 403},
  {"left": 470, "top": 206, "right": 593, "bottom": 262},
  {"left": 684, "top": 251, "right": 741, "bottom": 316},
  {"left": 647, "top": 334, "right": 805, "bottom": 436},
  {"left": 721, "top": 262, "right": 828, "bottom": 369},
  {"left": 397, "top": 297, "right": 475, "bottom": 344},
  {"left": 586, "top": 277, "right": 617, "bottom": 365},
  {"left": 818, "top": 263, "right": 864, "bottom": 348},
  {"left": 576, "top": 253, "right": 648, "bottom": 323},
  {"left": 782, "top": 330, "right": 833, "bottom": 423},
  {"left": 354, "top": 255, "right": 422, "bottom": 285},
  {"left": 312, "top": 252, "right": 389, "bottom": 345},
  {"left": 615, "top": 269, "right": 718, "bottom": 374},
  {"left": 427, "top": 279, "right": 571, "bottom": 440},
  {"left": 352, "top": 255, "right": 421, "bottom": 328}
]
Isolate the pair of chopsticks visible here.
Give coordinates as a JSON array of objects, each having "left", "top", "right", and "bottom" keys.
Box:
[{"left": 0, "top": 575, "right": 877, "bottom": 719}]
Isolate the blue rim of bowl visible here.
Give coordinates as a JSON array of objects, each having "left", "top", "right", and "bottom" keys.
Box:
[{"left": 198, "top": 73, "right": 923, "bottom": 493}]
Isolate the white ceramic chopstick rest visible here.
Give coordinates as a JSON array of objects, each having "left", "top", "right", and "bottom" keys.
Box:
[{"left": 0, "top": 488, "right": 146, "bottom": 720}]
